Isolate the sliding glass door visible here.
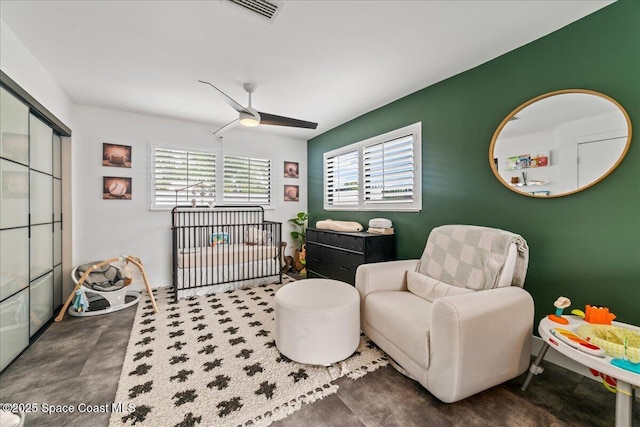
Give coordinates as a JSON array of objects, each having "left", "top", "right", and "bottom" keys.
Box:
[{"left": 0, "top": 86, "right": 63, "bottom": 370}]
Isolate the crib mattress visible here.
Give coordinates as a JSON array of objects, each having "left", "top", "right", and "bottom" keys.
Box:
[{"left": 177, "top": 244, "right": 278, "bottom": 269}]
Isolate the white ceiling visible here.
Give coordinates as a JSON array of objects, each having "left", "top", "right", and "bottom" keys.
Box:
[{"left": 0, "top": 0, "right": 612, "bottom": 140}]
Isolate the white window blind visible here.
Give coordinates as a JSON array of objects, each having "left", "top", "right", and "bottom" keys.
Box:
[
  {"left": 323, "top": 122, "right": 421, "bottom": 211},
  {"left": 325, "top": 150, "right": 359, "bottom": 207},
  {"left": 151, "top": 147, "right": 216, "bottom": 208},
  {"left": 223, "top": 155, "right": 272, "bottom": 205},
  {"left": 363, "top": 135, "right": 414, "bottom": 205}
]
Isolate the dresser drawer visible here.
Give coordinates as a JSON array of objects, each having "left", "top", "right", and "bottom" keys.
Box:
[
  {"left": 331, "top": 251, "right": 365, "bottom": 284},
  {"left": 305, "top": 228, "right": 395, "bottom": 286},
  {"left": 308, "top": 228, "right": 364, "bottom": 252},
  {"left": 306, "top": 228, "right": 332, "bottom": 246},
  {"left": 331, "top": 233, "right": 364, "bottom": 252},
  {"left": 305, "top": 242, "right": 332, "bottom": 276}
]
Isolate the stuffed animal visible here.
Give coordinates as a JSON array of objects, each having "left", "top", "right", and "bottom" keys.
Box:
[
  {"left": 283, "top": 255, "right": 294, "bottom": 273},
  {"left": 299, "top": 244, "right": 306, "bottom": 275},
  {"left": 245, "top": 227, "right": 263, "bottom": 245},
  {"left": 72, "top": 287, "right": 90, "bottom": 313}
]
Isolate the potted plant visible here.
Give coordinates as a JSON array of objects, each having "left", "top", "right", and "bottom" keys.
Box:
[{"left": 288, "top": 212, "right": 308, "bottom": 273}]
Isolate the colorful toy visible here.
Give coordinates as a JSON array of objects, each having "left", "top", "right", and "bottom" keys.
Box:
[
  {"left": 611, "top": 336, "right": 640, "bottom": 373},
  {"left": 550, "top": 327, "right": 605, "bottom": 357},
  {"left": 547, "top": 296, "right": 571, "bottom": 325},
  {"left": 210, "top": 232, "right": 229, "bottom": 246},
  {"left": 611, "top": 358, "right": 640, "bottom": 374},
  {"left": 570, "top": 308, "right": 585, "bottom": 317},
  {"left": 589, "top": 368, "right": 618, "bottom": 393},
  {"left": 576, "top": 324, "right": 640, "bottom": 363},
  {"left": 584, "top": 305, "right": 616, "bottom": 325},
  {"left": 71, "top": 287, "right": 90, "bottom": 313},
  {"left": 299, "top": 244, "right": 306, "bottom": 275}
]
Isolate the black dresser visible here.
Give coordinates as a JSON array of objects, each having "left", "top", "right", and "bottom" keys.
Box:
[{"left": 305, "top": 228, "right": 395, "bottom": 285}]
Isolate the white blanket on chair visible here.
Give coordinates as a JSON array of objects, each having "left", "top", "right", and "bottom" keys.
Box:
[{"left": 417, "top": 225, "right": 528, "bottom": 290}]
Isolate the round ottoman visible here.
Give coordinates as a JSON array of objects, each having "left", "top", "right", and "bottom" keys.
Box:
[{"left": 275, "top": 278, "right": 360, "bottom": 365}]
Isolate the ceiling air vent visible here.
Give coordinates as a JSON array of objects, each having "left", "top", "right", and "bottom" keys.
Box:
[{"left": 227, "top": 0, "right": 283, "bottom": 23}]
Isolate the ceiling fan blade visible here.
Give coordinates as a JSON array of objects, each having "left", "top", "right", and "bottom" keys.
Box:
[
  {"left": 213, "top": 118, "right": 239, "bottom": 135},
  {"left": 198, "top": 80, "right": 249, "bottom": 114},
  {"left": 257, "top": 112, "right": 318, "bottom": 129}
]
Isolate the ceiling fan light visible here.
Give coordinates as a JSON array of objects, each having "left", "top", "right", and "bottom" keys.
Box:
[{"left": 240, "top": 111, "right": 260, "bottom": 127}]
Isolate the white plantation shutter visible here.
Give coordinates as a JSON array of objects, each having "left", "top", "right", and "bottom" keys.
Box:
[
  {"left": 323, "top": 122, "right": 421, "bottom": 211},
  {"left": 364, "top": 135, "right": 414, "bottom": 205},
  {"left": 325, "top": 149, "right": 359, "bottom": 207},
  {"left": 152, "top": 147, "right": 216, "bottom": 208},
  {"left": 223, "top": 155, "right": 272, "bottom": 205}
]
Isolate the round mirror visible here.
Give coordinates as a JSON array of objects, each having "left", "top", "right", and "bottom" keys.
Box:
[{"left": 489, "top": 89, "right": 632, "bottom": 197}]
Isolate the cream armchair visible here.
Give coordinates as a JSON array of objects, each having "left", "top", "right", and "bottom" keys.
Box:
[{"left": 356, "top": 225, "right": 534, "bottom": 403}]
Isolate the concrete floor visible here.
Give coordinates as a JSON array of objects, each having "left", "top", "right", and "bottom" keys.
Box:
[{"left": 1, "top": 303, "right": 638, "bottom": 427}]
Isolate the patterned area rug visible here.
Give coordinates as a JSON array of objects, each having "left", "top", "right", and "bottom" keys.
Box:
[{"left": 109, "top": 279, "right": 387, "bottom": 427}]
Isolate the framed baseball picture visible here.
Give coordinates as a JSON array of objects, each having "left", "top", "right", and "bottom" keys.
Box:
[{"left": 103, "top": 176, "right": 132, "bottom": 199}]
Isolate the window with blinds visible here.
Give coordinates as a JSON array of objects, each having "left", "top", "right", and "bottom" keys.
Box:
[
  {"left": 325, "top": 149, "right": 359, "bottom": 207},
  {"left": 223, "top": 155, "right": 272, "bottom": 206},
  {"left": 323, "top": 122, "right": 421, "bottom": 211},
  {"left": 364, "top": 135, "right": 414, "bottom": 205},
  {"left": 151, "top": 146, "right": 216, "bottom": 209}
]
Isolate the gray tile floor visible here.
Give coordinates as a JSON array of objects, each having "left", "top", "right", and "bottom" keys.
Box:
[{"left": 1, "top": 304, "right": 638, "bottom": 427}]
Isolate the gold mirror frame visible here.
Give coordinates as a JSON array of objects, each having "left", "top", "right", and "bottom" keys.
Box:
[{"left": 489, "top": 89, "right": 632, "bottom": 198}]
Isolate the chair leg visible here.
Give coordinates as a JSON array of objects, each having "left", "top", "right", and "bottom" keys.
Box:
[{"left": 387, "top": 355, "right": 418, "bottom": 381}]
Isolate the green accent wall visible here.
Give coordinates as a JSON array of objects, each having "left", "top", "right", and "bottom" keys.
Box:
[{"left": 308, "top": 1, "right": 640, "bottom": 328}]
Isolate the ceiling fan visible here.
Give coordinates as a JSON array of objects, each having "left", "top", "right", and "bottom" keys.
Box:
[{"left": 198, "top": 80, "right": 318, "bottom": 135}]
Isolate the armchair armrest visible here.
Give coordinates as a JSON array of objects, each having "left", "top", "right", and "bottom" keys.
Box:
[
  {"left": 355, "top": 259, "right": 419, "bottom": 298},
  {"left": 428, "top": 286, "right": 534, "bottom": 403}
]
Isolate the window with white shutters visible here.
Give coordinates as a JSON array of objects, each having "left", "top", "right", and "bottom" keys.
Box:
[
  {"left": 363, "top": 135, "right": 414, "bottom": 205},
  {"left": 223, "top": 155, "right": 272, "bottom": 206},
  {"left": 325, "top": 149, "right": 359, "bottom": 207},
  {"left": 323, "top": 123, "right": 421, "bottom": 211},
  {"left": 151, "top": 146, "right": 216, "bottom": 209}
]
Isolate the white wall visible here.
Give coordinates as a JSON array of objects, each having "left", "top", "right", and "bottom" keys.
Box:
[
  {"left": 73, "top": 105, "right": 307, "bottom": 286},
  {"left": 1, "top": 18, "right": 75, "bottom": 298},
  {"left": 0, "top": 20, "right": 74, "bottom": 128},
  {"left": 2, "top": 17, "right": 308, "bottom": 290}
]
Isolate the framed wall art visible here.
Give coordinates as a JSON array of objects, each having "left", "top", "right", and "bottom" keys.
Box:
[
  {"left": 103, "top": 176, "right": 132, "bottom": 200},
  {"left": 284, "top": 161, "right": 299, "bottom": 178},
  {"left": 284, "top": 185, "right": 299, "bottom": 201},
  {"left": 103, "top": 143, "right": 132, "bottom": 168}
]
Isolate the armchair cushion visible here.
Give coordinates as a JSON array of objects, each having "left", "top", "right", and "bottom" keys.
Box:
[{"left": 406, "top": 270, "right": 474, "bottom": 302}]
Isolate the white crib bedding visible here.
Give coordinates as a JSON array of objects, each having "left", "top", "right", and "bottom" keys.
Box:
[
  {"left": 175, "top": 274, "right": 279, "bottom": 299},
  {"left": 177, "top": 244, "right": 278, "bottom": 269},
  {"left": 175, "top": 256, "right": 280, "bottom": 298}
]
